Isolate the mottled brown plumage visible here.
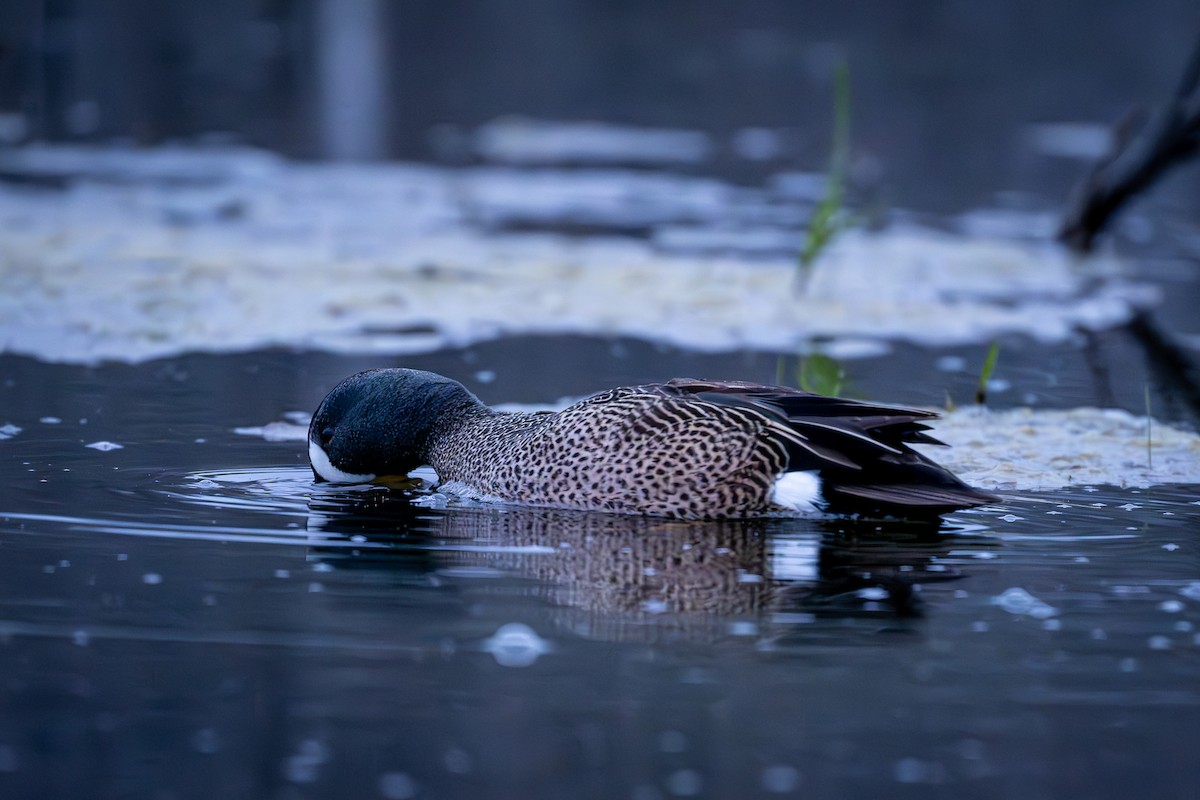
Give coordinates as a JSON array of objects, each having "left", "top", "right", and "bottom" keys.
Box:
[{"left": 309, "top": 370, "right": 998, "bottom": 520}]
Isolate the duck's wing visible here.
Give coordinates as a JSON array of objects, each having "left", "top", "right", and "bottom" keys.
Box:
[{"left": 646, "top": 379, "right": 999, "bottom": 515}]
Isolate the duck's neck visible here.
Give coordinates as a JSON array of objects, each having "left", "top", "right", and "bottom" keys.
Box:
[{"left": 424, "top": 408, "right": 549, "bottom": 484}]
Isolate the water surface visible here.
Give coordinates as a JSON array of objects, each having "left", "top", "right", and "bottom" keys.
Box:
[{"left": 2, "top": 343, "right": 1198, "bottom": 799}]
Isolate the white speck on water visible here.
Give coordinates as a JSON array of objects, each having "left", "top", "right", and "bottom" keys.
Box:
[
  {"left": 311, "top": 562, "right": 334, "bottom": 573},
  {"left": 1091, "top": 628, "right": 1108, "bottom": 640},
  {"left": 894, "top": 757, "right": 936, "bottom": 784},
  {"left": 443, "top": 747, "right": 473, "bottom": 774},
  {"left": 274, "top": 569, "right": 290, "bottom": 579},
  {"left": 117, "top": 553, "right": 128, "bottom": 561},
  {"left": 85, "top": 441, "right": 123, "bottom": 451},
  {"left": 233, "top": 422, "right": 308, "bottom": 442},
  {"left": 308, "top": 582, "right": 323, "bottom": 593},
  {"left": 1118, "top": 503, "right": 1140, "bottom": 511},
  {"left": 72, "top": 629, "right": 89, "bottom": 646},
  {"left": 632, "top": 785, "right": 665, "bottom": 800},
  {"left": 1119, "top": 657, "right": 1139, "bottom": 672},
  {"left": 858, "top": 587, "right": 889, "bottom": 600},
  {"left": 992, "top": 587, "right": 1058, "bottom": 619},
  {"left": 1042, "top": 618, "right": 1062, "bottom": 631},
  {"left": 642, "top": 599, "right": 670, "bottom": 614},
  {"left": 1159, "top": 600, "right": 1185, "bottom": 613},
  {"left": 482, "top": 622, "right": 551, "bottom": 667},
  {"left": 999, "top": 514, "right": 1023, "bottom": 523},
  {"left": 1162, "top": 543, "right": 1180, "bottom": 551},
  {"left": 39, "top": 417, "right": 61, "bottom": 424},
  {"left": 1174, "top": 620, "right": 1194, "bottom": 632},
  {"left": 192, "top": 727, "right": 221, "bottom": 755},
  {"left": 761, "top": 765, "right": 801, "bottom": 794},
  {"left": 0, "top": 744, "right": 18, "bottom": 773},
  {"left": 473, "top": 369, "right": 496, "bottom": 383},
  {"left": 193, "top": 438, "right": 206, "bottom": 444},
  {"left": 283, "top": 738, "right": 328, "bottom": 783},
  {"left": 142, "top": 573, "right": 162, "bottom": 585},
  {"left": 954, "top": 589, "right": 969, "bottom": 599},
  {"left": 666, "top": 768, "right": 703, "bottom": 796},
  {"left": 378, "top": 772, "right": 417, "bottom": 800},
  {"left": 0, "top": 423, "right": 22, "bottom": 439},
  {"left": 935, "top": 355, "right": 967, "bottom": 372},
  {"left": 58, "top": 560, "right": 70, "bottom": 568},
  {"left": 657, "top": 730, "right": 688, "bottom": 753},
  {"left": 1180, "top": 582, "right": 1200, "bottom": 601},
  {"left": 728, "top": 621, "right": 759, "bottom": 636},
  {"left": 41, "top": 565, "right": 56, "bottom": 574},
  {"left": 350, "top": 535, "right": 366, "bottom": 543},
  {"left": 1074, "top": 556, "right": 1090, "bottom": 563},
  {"left": 1148, "top": 635, "right": 1172, "bottom": 650}
]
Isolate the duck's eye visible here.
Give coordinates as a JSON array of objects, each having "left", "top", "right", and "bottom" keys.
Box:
[{"left": 320, "top": 426, "right": 335, "bottom": 445}]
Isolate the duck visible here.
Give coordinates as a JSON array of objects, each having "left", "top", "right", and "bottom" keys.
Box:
[{"left": 308, "top": 368, "right": 999, "bottom": 520}]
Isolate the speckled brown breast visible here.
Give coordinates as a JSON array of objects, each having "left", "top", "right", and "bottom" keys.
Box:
[{"left": 425, "top": 386, "right": 789, "bottom": 519}]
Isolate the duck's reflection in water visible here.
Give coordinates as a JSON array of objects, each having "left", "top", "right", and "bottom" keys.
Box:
[{"left": 305, "top": 486, "right": 995, "bottom": 641}]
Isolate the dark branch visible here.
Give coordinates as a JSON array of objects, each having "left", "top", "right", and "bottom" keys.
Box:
[{"left": 1060, "top": 34, "right": 1200, "bottom": 252}]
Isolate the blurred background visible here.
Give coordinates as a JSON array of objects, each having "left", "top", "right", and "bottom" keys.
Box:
[{"left": 3, "top": 0, "right": 1198, "bottom": 214}]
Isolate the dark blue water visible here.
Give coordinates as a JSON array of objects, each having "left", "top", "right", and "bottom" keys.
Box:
[{"left": 2, "top": 342, "right": 1198, "bottom": 799}]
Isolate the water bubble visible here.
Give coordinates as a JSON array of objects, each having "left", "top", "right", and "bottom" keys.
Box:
[
  {"left": 666, "top": 769, "right": 703, "bottom": 796},
  {"left": 894, "top": 757, "right": 932, "bottom": 783},
  {"left": 761, "top": 765, "right": 801, "bottom": 793},
  {"left": 641, "top": 599, "right": 669, "bottom": 614},
  {"left": 443, "top": 747, "right": 473, "bottom": 774},
  {"left": 85, "top": 441, "right": 123, "bottom": 451},
  {"left": 992, "top": 587, "right": 1058, "bottom": 619},
  {"left": 728, "top": 621, "right": 758, "bottom": 636},
  {"left": 192, "top": 727, "right": 221, "bottom": 754},
  {"left": 284, "top": 738, "right": 328, "bottom": 783},
  {"left": 482, "top": 622, "right": 550, "bottom": 667},
  {"left": 378, "top": 772, "right": 417, "bottom": 800}
]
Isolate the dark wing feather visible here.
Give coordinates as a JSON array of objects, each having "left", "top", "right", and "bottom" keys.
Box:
[{"left": 647, "top": 378, "right": 999, "bottom": 515}]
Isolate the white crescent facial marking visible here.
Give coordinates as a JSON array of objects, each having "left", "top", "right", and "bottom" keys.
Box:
[
  {"left": 309, "top": 439, "right": 376, "bottom": 484},
  {"left": 770, "top": 470, "right": 824, "bottom": 512}
]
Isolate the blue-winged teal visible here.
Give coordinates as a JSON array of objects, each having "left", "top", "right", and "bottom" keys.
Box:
[{"left": 309, "top": 369, "right": 998, "bottom": 519}]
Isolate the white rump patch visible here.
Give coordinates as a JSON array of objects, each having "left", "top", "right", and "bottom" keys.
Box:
[
  {"left": 309, "top": 439, "right": 376, "bottom": 484},
  {"left": 770, "top": 471, "right": 824, "bottom": 512}
]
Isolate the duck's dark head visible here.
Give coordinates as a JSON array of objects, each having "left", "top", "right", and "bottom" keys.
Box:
[{"left": 308, "top": 369, "right": 482, "bottom": 483}]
